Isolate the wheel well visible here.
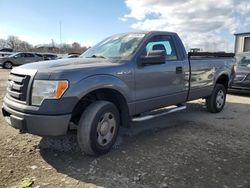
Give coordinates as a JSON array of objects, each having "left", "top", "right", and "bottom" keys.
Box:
[
  {"left": 4, "top": 61, "right": 13, "bottom": 64},
  {"left": 216, "top": 74, "right": 229, "bottom": 89},
  {"left": 71, "top": 88, "right": 130, "bottom": 127}
]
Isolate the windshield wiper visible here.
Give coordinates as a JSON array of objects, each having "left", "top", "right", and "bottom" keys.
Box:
[{"left": 86, "top": 54, "right": 106, "bottom": 59}]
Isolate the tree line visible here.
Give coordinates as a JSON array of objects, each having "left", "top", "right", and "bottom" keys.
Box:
[{"left": 0, "top": 36, "right": 89, "bottom": 54}]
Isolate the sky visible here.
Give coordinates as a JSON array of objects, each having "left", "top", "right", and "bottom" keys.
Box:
[{"left": 0, "top": 0, "right": 250, "bottom": 52}]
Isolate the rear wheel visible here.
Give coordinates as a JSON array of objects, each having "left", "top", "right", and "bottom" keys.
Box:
[
  {"left": 206, "top": 84, "right": 227, "bottom": 113},
  {"left": 77, "top": 100, "right": 120, "bottom": 156},
  {"left": 3, "top": 61, "right": 13, "bottom": 69}
]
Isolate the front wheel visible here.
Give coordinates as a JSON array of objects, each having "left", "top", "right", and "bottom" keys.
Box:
[
  {"left": 77, "top": 101, "right": 120, "bottom": 156},
  {"left": 206, "top": 84, "right": 227, "bottom": 113},
  {"left": 3, "top": 61, "right": 13, "bottom": 69}
]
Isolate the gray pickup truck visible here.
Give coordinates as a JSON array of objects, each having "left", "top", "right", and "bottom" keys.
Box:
[{"left": 2, "top": 31, "right": 235, "bottom": 155}]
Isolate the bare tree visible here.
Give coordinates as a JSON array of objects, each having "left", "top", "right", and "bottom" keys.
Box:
[
  {"left": 0, "top": 39, "right": 7, "bottom": 49},
  {"left": 71, "top": 42, "right": 81, "bottom": 52},
  {"left": 60, "top": 43, "right": 71, "bottom": 53},
  {"left": 81, "top": 46, "right": 88, "bottom": 53},
  {"left": 18, "top": 41, "right": 33, "bottom": 52},
  {"left": 1, "top": 35, "right": 89, "bottom": 54},
  {"left": 6, "top": 36, "right": 20, "bottom": 50}
]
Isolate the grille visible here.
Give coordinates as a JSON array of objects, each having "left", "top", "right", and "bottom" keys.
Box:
[{"left": 7, "top": 73, "right": 30, "bottom": 102}]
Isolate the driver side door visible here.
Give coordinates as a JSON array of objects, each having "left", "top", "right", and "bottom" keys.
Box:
[
  {"left": 12, "top": 53, "right": 25, "bottom": 65},
  {"left": 23, "top": 53, "right": 36, "bottom": 64},
  {"left": 135, "top": 35, "right": 187, "bottom": 113}
]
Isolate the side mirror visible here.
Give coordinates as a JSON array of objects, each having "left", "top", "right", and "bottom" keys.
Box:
[{"left": 139, "top": 50, "right": 166, "bottom": 65}]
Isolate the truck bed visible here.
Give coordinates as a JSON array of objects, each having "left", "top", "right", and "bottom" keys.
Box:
[
  {"left": 188, "top": 52, "right": 235, "bottom": 58},
  {"left": 187, "top": 52, "right": 235, "bottom": 101}
]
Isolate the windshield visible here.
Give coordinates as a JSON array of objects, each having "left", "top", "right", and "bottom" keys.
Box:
[
  {"left": 80, "top": 33, "right": 146, "bottom": 60},
  {"left": 236, "top": 53, "right": 250, "bottom": 67}
]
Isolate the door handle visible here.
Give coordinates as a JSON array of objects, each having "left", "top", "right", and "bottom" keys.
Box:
[{"left": 176, "top": 66, "right": 183, "bottom": 74}]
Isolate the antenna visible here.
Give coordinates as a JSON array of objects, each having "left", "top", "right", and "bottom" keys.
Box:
[{"left": 59, "top": 21, "right": 62, "bottom": 45}]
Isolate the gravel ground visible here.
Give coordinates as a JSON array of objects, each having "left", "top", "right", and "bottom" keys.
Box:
[{"left": 0, "top": 68, "right": 250, "bottom": 188}]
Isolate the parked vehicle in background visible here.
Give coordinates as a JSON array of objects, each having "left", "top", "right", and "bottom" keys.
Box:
[
  {"left": 230, "top": 52, "right": 250, "bottom": 90},
  {"left": 2, "top": 31, "right": 235, "bottom": 156},
  {"left": 0, "top": 52, "right": 44, "bottom": 69},
  {"left": 0, "top": 48, "right": 13, "bottom": 52},
  {"left": 42, "top": 53, "right": 58, "bottom": 60},
  {"left": 68, "top": 53, "right": 81, "bottom": 56},
  {"left": 67, "top": 54, "right": 80, "bottom": 58},
  {"left": 57, "top": 53, "right": 81, "bottom": 59},
  {"left": 34, "top": 53, "right": 44, "bottom": 59},
  {"left": 0, "top": 52, "right": 13, "bottom": 58}
]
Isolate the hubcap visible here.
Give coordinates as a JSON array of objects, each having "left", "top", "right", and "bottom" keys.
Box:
[
  {"left": 5, "top": 62, "right": 12, "bottom": 69},
  {"left": 216, "top": 90, "right": 224, "bottom": 109},
  {"left": 96, "top": 112, "right": 116, "bottom": 146}
]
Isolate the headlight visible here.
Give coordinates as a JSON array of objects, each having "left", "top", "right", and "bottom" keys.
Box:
[{"left": 32, "top": 80, "right": 69, "bottom": 105}]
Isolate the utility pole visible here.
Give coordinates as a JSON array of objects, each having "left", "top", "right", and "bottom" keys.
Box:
[
  {"left": 59, "top": 21, "right": 62, "bottom": 46},
  {"left": 59, "top": 21, "right": 62, "bottom": 54}
]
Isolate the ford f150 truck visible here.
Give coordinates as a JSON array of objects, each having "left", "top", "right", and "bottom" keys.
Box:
[{"left": 2, "top": 31, "right": 235, "bottom": 156}]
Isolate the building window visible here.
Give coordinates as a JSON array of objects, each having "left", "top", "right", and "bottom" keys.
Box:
[{"left": 244, "top": 37, "right": 250, "bottom": 52}]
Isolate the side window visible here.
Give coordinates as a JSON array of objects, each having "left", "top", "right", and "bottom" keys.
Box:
[
  {"left": 144, "top": 36, "right": 177, "bottom": 60},
  {"left": 25, "top": 53, "right": 35, "bottom": 58},
  {"left": 35, "top": 53, "right": 43, "bottom": 57},
  {"left": 14, "top": 53, "right": 23, "bottom": 58}
]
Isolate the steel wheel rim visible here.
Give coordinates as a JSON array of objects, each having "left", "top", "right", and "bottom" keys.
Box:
[
  {"left": 96, "top": 112, "right": 116, "bottom": 146},
  {"left": 216, "top": 90, "right": 224, "bottom": 108},
  {"left": 5, "top": 62, "right": 12, "bottom": 69}
]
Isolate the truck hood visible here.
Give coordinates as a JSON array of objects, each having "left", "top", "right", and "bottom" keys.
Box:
[
  {"left": 12, "top": 57, "right": 127, "bottom": 81},
  {"left": 18, "top": 57, "right": 120, "bottom": 71}
]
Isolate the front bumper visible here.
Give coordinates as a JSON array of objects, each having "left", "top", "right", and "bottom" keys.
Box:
[{"left": 2, "top": 102, "right": 71, "bottom": 136}]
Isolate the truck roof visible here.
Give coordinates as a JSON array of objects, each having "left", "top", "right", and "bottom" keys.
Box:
[{"left": 117, "top": 31, "right": 178, "bottom": 36}]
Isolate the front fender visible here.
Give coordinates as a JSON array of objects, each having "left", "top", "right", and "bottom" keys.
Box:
[
  {"left": 67, "top": 74, "right": 132, "bottom": 102},
  {"left": 214, "top": 71, "right": 229, "bottom": 85}
]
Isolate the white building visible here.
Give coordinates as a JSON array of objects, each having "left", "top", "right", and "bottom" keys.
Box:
[{"left": 235, "top": 32, "right": 250, "bottom": 54}]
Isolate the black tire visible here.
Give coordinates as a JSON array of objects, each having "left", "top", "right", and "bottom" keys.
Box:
[
  {"left": 3, "top": 61, "right": 13, "bottom": 69},
  {"left": 206, "top": 84, "right": 227, "bottom": 113},
  {"left": 77, "top": 100, "right": 120, "bottom": 156}
]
